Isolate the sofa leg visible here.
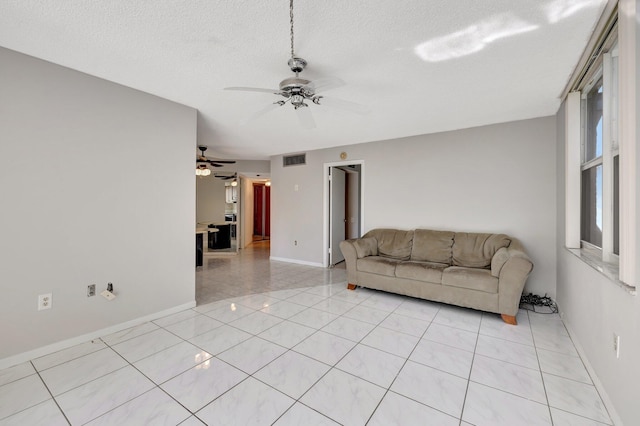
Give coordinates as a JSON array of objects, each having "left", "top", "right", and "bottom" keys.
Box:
[
  {"left": 347, "top": 283, "right": 357, "bottom": 290},
  {"left": 501, "top": 314, "right": 517, "bottom": 325}
]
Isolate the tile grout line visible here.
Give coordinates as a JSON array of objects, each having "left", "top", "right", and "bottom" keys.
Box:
[
  {"left": 455, "top": 312, "right": 483, "bottom": 426},
  {"left": 3, "top": 269, "right": 607, "bottom": 426},
  {"left": 30, "top": 360, "right": 73, "bottom": 426},
  {"left": 94, "top": 330, "right": 210, "bottom": 424}
]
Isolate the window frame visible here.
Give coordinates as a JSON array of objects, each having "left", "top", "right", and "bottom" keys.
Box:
[
  {"left": 564, "top": 15, "right": 630, "bottom": 289},
  {"left": 577, "top": 42, "right": 619, "bottom": 264},
  {"left": 577, "top": 43, "right": 620, "bottom": 265}
]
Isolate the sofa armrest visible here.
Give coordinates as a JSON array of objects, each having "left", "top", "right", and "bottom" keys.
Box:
[
  {"left": 339, "top": 239, "right": 359, "bottom": 286},
  {"left": 491, "top": 245, "right": 532, "bottom": 277},
  {"left": 497, "top": 246, "right": 534, "bottom": 316}
]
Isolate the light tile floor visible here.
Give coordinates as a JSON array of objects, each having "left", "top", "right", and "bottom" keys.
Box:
[{"left": 0, "top": 243, "right": 615, "bottom": 425}]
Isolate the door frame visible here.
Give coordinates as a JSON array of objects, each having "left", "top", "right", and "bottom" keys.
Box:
[{"left": 323, "top": 160, "right": 365, "bottom": 268}]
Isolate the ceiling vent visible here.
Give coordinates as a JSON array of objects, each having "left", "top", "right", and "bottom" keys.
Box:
[{"left": 283, "top": 153, "right": 306, "bottom": 167}]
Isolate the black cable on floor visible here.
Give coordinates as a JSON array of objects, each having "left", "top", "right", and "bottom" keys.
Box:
[{"left": 519, "top": 293, "right": 558, "bottom": 314}]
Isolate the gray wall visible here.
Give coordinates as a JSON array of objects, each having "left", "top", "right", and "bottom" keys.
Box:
[
  {"left": 556, "top": 96, "right": 639, "bottom": 425},
  {"left": 0, "top": 47, "right": 197, "bottom": 364},
  {"left": 196, "top": 176, "right": 227, "bottom": 224},
  {"left": 271, "top": 116, "right": 557, "bottom": 297},
  {"left": 552, "top": 5, "right": 640, "bottom": 424}
]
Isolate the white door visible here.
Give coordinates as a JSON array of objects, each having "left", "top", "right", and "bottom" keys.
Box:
[{"left": 330, "top": 167, "right": 346, "bottom": 265}]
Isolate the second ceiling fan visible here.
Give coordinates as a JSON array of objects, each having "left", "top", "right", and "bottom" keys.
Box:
[{"left": 197, "top": 145, "right": 236, "bottom": 167}]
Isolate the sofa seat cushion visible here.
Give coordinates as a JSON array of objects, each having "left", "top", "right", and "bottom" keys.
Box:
[
  {"left": 357, "top": 256, "right": 403, "bottom": 276},
  {"left": 395, "top": 261, "right": 448, "bottom": 283},
  {"left": 442, "top": 267, "right": 498, "bottom": 293}
]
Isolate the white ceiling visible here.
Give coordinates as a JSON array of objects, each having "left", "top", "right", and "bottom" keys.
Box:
[{"left": 0, "top": 0, "right": 606, "bottom": 160}]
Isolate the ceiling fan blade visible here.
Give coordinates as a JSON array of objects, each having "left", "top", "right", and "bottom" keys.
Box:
[
  {"left": 243, "top": 102, "right": 282, "bottom": 125},
  {"left": 224, "top": 86, "right": 280, "bottom": 94},
  {"left": 318, "top": 96, "right": 370, "bottom": 115},
  {"left": 296, "top": 106, "right": 316, "bottom": 129},
  {"left": 307, "top": 77, "right": 345, "bottom": 93},
  {"left": 208, "top": 160, "right": 236, "bottom": 164},
  {"left": 214, "top": 174, "right": 236, "bottom": 180}
]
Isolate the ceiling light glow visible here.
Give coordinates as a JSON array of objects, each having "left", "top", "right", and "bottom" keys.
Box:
[{"left": 414, "top": 13, "right": 539, "bottom": 62}]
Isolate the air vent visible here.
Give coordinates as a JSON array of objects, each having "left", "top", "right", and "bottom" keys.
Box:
[{"left": 283, "top": 153, "right": 306, "bottom": 167}]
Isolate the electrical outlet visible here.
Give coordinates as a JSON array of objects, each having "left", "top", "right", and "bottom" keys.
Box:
[
  {"left": 87, "top": 284, "right": 96, "bottom": 297},
  {"left": 294, "top": 240, "right": 297, "bottom": 246},
  {"left": 613, "top": 333, "right": 620, "bottom": 358},
  {"left": 38, "top": 293, "right": 52, "bottom": 311}
]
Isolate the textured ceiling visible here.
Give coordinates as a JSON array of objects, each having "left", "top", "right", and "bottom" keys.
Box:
[{"left": 0, "top": 0, "right": 606, "bottom": 159}]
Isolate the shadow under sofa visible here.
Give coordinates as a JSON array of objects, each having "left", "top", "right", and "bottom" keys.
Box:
[{"left": 339, "top": 228, "right": 533, "bottom": 325}]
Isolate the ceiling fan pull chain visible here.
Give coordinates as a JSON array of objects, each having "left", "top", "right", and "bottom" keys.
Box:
[
  {"left": 224, "top": 0, "right": 362, "bottom": 124},
  {"left": 290, "top": 0, "right": 295, "bottom": 60}
]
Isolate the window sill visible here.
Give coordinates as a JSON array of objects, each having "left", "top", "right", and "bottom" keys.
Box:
[{"left": 566, "top": 247, "right": 636, "bottom": 295}]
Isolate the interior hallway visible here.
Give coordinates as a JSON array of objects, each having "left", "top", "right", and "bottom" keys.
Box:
[{"left": 197, "top": 241, "right": 346, "bottom": 305}]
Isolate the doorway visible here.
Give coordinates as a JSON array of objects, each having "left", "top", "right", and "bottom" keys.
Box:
[
  {"left": 325, "top": 161, "right": 364, "bottom": 267},
  {"left": 253, "top": 182, "right": 271, "bottom": 241},
  {"left": 195, "top": 173, "right": 240, "bottom": 256}
]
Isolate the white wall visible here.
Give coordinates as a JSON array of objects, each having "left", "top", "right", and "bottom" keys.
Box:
[
  {"left": 555, "top": 33, "right": 640, "bottom": 425},
  {"left": 271, "top": 116, "right": 557, "bottom": 296},
  {"left": 0, "top": 47, "right": 197, "bottom": 365}
]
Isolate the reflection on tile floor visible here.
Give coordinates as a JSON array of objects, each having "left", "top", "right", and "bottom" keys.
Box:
[{"left": 0, "top": 242, "right": 615, "bottom": 425}]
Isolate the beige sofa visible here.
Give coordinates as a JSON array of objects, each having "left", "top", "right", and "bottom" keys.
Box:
[{"left": 339, "top": 228, "right": 533, "bottom": 325}]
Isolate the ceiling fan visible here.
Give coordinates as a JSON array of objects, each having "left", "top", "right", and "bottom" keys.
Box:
[
  {"left": 197, "top": 145, "right": 236, "bottom": 168},
  {"left": 224, "top": 0, "right": 368, "bottom": 129},
  {"left": 214, "top": 172, "right": 237, "bottom": 180}
]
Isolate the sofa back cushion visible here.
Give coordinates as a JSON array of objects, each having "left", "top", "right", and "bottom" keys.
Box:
[
  {"left": 354, "top": 237, "right": 378, "bottom": 258},
  {"left": 452, "top": 233, "right": 511, "bottom": 268},
  {"left": 364, "top": 229, "right": 414, "bottom": 260},
  {"left": 411, "top": 229, "right": 454, "bottom": 264}
]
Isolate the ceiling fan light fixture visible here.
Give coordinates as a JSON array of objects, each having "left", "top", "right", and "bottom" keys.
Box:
[
  {"left": 291, "top": 94, "right": 306, "bottom": 108},
  {"left": 196, "top": 164, "right": 211, "bottom": 176}
]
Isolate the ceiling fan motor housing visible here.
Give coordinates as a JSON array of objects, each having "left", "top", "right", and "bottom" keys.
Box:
[
  {"left": 279, "top": 77, "right": 313, "bottom": 94},
  {"left": 279, "top": 76, "right": 316, "bottom": 108}
]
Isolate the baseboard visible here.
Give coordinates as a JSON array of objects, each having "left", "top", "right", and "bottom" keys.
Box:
[
  {"left": 560, "top": 310, "right": 623, "bottom": 426},
  {"left": 0, "top": 301, "right": 196, "bottom": 371},
  {"left": 269, "top": 256, "right": 324, "bottom": 268}
]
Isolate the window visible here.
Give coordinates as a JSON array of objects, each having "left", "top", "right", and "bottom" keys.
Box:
[
  {"left": 581, "top": 78, "right": 603, "bottom": 248},
  {"left": 565, "top": 4, "right": 639, "bottom": 288},
  {"left": 578, "top": 39, "right": 619, "bottom": 261}
]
